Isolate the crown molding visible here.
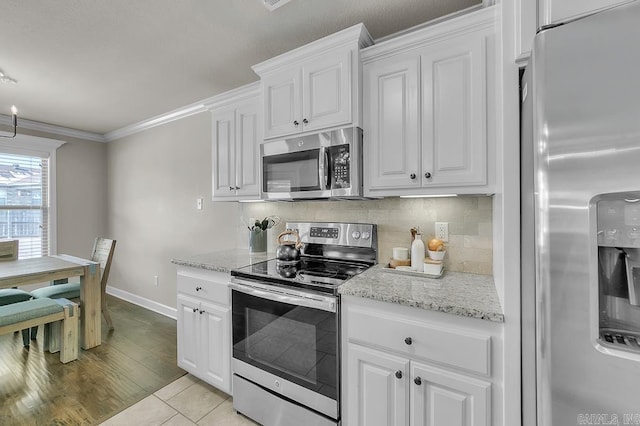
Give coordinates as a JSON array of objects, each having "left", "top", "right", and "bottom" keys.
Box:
[
  {"left": 203, "top": 81, "right": 260, "bottom": 111},
  {"left": 103, "top": 102, "right": 208, "bottom": 142},
  {"left": 361, "top": 6, "right": 496, "bottom": 64},
  {"left": 0, "top": 114, "right": 106, "bottom": 143},
  {"left": 252, "top": 23, "right": 373, "bottom": 76}
]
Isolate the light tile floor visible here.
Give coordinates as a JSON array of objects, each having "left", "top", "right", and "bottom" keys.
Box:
[{"left": 100, "top": 374, "right": 258, "bottom": 425}]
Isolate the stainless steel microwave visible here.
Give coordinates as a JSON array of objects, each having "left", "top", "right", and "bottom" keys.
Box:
[{"left": 261, "top": 127, "right": 363, "bottom": 200}]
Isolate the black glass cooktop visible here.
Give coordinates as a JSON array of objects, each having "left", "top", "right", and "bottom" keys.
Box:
[{"left": 231, "top": 257, "right": 371, "bottom": 294}]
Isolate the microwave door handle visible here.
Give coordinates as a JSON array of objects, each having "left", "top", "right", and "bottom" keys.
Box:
[{"left": 318, "top": 146, "right": 330, "bottom": 190}]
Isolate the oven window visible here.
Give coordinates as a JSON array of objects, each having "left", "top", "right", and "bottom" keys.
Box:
[
  {"left": 232, "top": 290, "right": 337, "bottom": 400},
  {"left": 263, "top": 150, "right": 320, "bottom": 193}
]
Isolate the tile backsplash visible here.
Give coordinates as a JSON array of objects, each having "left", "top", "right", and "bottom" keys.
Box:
[{"left": 239, "top": 196, "right": 492, "bottom": 275}]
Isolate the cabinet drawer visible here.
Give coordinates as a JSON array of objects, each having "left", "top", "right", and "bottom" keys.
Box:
[
  {"left": 177, "top": 272, "right": 229, "bottom": 306},
  {"left": 345, "top": 306, "right": 491, "bottom": 376}
]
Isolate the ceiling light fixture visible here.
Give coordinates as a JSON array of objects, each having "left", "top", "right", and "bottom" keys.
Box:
[
  {"left": 0, "top": 70, "right": 18, "bottom": 84},
  {"left": 0, "top": 106, "right": 18, "bottom": 139},
  {"left": 262, "top": 0, "right": 292, "bottom": 11}
]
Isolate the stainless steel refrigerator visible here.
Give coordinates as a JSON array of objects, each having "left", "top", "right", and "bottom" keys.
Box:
[{"left": 521, "top": 1, "right": 640, "bottom": 425}]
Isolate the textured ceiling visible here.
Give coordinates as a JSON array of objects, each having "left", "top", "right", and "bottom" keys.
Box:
[{"left": 0, "top": 0, "right": 479, "bottom": 135}]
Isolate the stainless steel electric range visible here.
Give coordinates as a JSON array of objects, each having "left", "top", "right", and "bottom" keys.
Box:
[{"left": 230, "top": 222, "right": 377, "bottom": 426}]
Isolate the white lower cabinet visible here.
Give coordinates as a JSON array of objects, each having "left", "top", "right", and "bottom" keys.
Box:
[
  {"left": 342, "top": 295, "right": 501, "bottom": 426},
  {"left": 347, "top": 344, "right": 409, "bottom": 426},
  {"left": 176, "top": 267, "right": 231, "bottom": 394}
]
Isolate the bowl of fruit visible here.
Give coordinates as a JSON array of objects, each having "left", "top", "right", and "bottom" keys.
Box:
[{"left": 427, "top": 238, "right": 446, "bottom": 261}]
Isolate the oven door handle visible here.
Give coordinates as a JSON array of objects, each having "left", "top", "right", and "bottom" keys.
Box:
[{"left": 229, "top": 280, "right": 337, "bottom": 313}]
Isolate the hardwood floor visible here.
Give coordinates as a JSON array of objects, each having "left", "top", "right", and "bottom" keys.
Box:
[{"left": 0, "top": 295, "right": 186, "bottom": 425}]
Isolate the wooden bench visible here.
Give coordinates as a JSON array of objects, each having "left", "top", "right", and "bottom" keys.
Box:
[{"left": 0, "top": 298, "right": 79, "bottom": 363}]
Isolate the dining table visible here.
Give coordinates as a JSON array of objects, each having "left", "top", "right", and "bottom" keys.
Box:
[{"left": 0, "top": 254, "right": 102, "bottom": 349}]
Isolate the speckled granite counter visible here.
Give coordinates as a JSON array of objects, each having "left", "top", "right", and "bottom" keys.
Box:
[
  {"left": 171, "top": 249, "right": 272, "bottom": 273},
  {"left": 339, "top": 265, "right": 504, "bottom": 323}
]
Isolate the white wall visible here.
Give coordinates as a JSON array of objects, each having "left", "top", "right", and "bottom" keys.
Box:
[{"left": 106, "top": 111, "right": 239, "bottom": 309}]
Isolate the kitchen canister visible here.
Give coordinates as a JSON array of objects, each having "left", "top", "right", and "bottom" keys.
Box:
[
  {"left": 249, "top": 230, "right": 267, "bottom": 253},
  {"left": 392, "top": 247, "right": 409, "bottom": 260}
]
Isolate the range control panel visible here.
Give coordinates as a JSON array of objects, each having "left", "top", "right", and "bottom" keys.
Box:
[
  {"left": 310, "top": 227, "right": 340, "bottom": 239},
  {"left": 286, "top": 222, "right": 376, "bottom": 248}
]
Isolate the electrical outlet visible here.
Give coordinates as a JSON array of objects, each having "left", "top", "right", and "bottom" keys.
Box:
[
  {"left": 435, "top": 222, "right": 449, "bottom": 242},
  {"left": 153, "top": 275, "right": 159, "bottom": 286}
]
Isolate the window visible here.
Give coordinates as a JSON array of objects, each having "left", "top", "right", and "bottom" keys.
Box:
[
  {"left": 0, "top": 153, "right": 49, "bottom": 258},
  {"left": 0, "top": 135, "right": 64, "bottom": 259}
]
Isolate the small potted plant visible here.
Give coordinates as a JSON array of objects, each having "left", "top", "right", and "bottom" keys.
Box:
[{"left": 248, "top": 216, "right": 280, "bottom": 253}]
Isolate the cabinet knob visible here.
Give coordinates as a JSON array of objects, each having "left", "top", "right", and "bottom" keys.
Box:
[
  {"left": 410, "top": 173, "right": 416, "bottom": 180},
  {"left": 414, "top": 376, "right": 422, "bottom": 386},
  {"left": 424, "top": 172, "right": 432, "bottom": 179},
  {"left": 405, "top": 337, "right": 413, "bottom": 345},
  {"left": 293, "top": 120, "right": 299, "bottom": 127},
  {"left": 195, "top": 286, "right": 202, "bottom": 291},
  {"left": 192, "top": 307, "right": 197, "bottom": 313},
  {"left": 229, "top": 186, "right": 235, "bottom": 191},
  {"left": 235, "top": 186, "right": 240, "bottom": 190},
  {"left": 303, "top": 118, "right": 308, "bottom": 124},
  {"left": 395, "top": 370, "right": 403, "bottom": 379},
  {"left": 199, "top": 309, "right": 204, "bottom": 315}
]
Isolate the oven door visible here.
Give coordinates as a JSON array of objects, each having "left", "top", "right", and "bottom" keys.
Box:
[{"left": 229, "top": 279, "right": 339, "bottom": 413}]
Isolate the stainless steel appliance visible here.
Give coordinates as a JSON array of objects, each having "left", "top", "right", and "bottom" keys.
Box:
[
  {"left": 261, "top": 127, "right": 363, "bottom": 200},
  {"left": 521, "top": 2, "right": 640, "bottom": 424},
  {"left": 230, "top": 221, "right": 377, "bottom": 426}
]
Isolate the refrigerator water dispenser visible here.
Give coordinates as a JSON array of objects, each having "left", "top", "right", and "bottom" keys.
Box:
[{"left": 596, "top": 194, "right": 640, "bottom": 353}]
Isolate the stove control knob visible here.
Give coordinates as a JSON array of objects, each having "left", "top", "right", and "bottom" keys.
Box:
[
  {"left": 274, "top": 380, "right": 281, "bottom": 388},
  {"left": 361, "top": 231, "right": 370, "bottom": 240},
  {"left": 352, "top": 231, "right": 361, "bottom": 239}
]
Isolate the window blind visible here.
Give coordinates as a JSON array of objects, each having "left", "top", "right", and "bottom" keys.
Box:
[{"left": 0, "top": 152, "right": 49, "bottom": 259}]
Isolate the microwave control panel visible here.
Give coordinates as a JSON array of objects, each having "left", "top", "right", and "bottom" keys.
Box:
[{"left": 330, "top": 145, "right": 350, "bottom": 189}]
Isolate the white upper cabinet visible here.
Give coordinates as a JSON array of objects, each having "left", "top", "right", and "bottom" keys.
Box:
[
  {"left": 301, "top": 48, "right": 352, "bottom": 133},
  {"left": 207, "top": 83, "right": 261, "bottom": 201},
  {"left": 363, "top": 8, "right": 496, "bottom": 197},
  {"left": 421, "top": 33, "right": 487, "bottom": 188},
  {"left": 253, "top": 24, "right": 373, "bottom": 140},
  {"left": 365, "top": 53, "right": 420, "bottom": 190}
]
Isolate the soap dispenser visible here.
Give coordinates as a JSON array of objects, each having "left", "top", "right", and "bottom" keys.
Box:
[{"left": 411, "top": 227, "right": 425, "bottom": 271}]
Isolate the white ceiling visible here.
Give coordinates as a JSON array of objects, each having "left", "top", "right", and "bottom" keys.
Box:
[{"left": 0, "top": 0, "right": 479, "bottom": 136}]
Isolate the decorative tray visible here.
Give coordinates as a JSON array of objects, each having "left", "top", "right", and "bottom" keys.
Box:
[{"left": 382, "top": 264, "right": 444, "bottom": 279}]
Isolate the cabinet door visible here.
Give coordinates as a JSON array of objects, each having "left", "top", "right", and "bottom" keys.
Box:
[
  {"left": 301, "top": 48, "right": 352, "bottom": 133},
  {"left": 235, "top": 102, "right": 260, "bottom": 197},
  {"left": 411, "top": 361, "right": 491, "bottom": 426},
  {"left": 263, "top": 67, "right": 300, "bottom": 139},
  {"left": 347, "top": 343, "right": 409, "bottom": 426},
  {"left": 421, "top": 34, "right": 487, "bottom": 188},
  {"left": 364, "top": 54, "right": 420, "bottom": 191},
  {"left": 199, "top": 301, "right": 231, "bottom": 394},
  {"left": 177, "top": 295, "right": 200, "bottom": 374},
  {"left": 212, "top": 109, "right": 237, "bottom": 198}
]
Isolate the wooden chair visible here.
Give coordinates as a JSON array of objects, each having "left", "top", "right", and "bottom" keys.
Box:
[{"left": 31, "top": 237, "right": 117, "bottom": 332}]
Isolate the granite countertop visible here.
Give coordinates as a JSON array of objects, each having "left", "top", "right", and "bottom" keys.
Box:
[
  {"left": 172, "top": 250, "right": 503, "bottom": 323},
  {"left": 170, "top": 249, "right": 272, "bottom": 273},
  {"left": 339, "top": 265, "right": 504, "bottom": 323}
]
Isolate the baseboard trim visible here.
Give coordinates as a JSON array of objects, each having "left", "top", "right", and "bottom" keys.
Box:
[{"left": 106, "top": 286, "right": 177, "bottom": 320}]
